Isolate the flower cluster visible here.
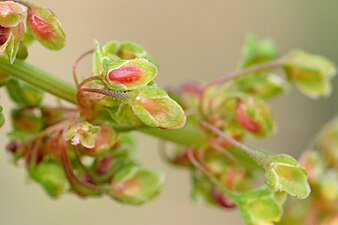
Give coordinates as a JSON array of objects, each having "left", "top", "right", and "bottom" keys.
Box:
[
  {"left": 0, "top": 1, "right": 337, "bottom": 224},
  {"left": 0, "top": 0, "right": 65, "bottom": 63}
]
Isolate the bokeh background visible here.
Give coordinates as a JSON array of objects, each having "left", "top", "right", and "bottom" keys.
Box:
[{"left": 1, "top": 0, "right": 338, "bottom": 224}]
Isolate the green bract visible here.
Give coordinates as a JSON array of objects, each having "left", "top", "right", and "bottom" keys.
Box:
[
  {"left": 126, "top": 86, "right": 186, "bottom": 129},
  {"left": 265, "top": 154, "right": 310, "bottom": 199},
  {"left": 103, "top": 58, "right": 158, "bottom": 91},
  {"left": 27, "top": 5, "right": 66, "bottom": 50},
  {"left": 109, "top": 164, "right": 164, "bottom": 205},
  {"left": 282, "top": 50, "right": 337, "bottom": 98}
]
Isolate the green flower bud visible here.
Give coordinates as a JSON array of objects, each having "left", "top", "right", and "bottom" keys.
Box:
[
  {"left": 0, "top": 1, "right": 27, "bottom": 27},
  {"left": 238, "top": 187, "right": 283, "bottom": 225},
  {"left": 30, "top": 161, "right": 68, "bottom": 197},
  {"left": 299, "top": 150, "right": 324, "bottom": 181},
  {"left": 117, "top": 41, "right": 158, "bottom": 66},
  {"left": 315, "top": 117, "right": 338, "bottom": 167},
  {"left": 117, "top": 41, "right": 146, "bottom": 59},
  {"left": 126, "top": 86, "right": 186, "bottom": 129},
  {"left": 220, "top": 168, "right": 246, "bottom": 192},
  {"left": 234, "top": 73, "right": 289, "bottom": 99},
  {"left": 282, "top": 50, "right": 337, "bottom": 98},
  {"left": 319, "top": 169, "right": 338, "bottom": 201},
  {"left": 11, "top": 108, "right": 43, "bottom": 133},
  {"left": 27, "top": 6, "right": 66, "bottom": 50},
  {"left": 265, "top": 154, "right": 311, "bottom": 199},
  {"left": 6, "top": 78, "right": 43, "bottom": 106},
  {"left": 103, "top": 58, "right": 157, "bottom": 91},
  {"left": 109, "top": 164, "right": 164, "bottom": 205},
  {"left": 103, "top": 40, "right": 120, "bottom": 57},
  {"left": 235, "top": 96, "right": 276, "bottom": 137},
  {"left": 239, "top": 34, "right": 278, "bottom": 68}
]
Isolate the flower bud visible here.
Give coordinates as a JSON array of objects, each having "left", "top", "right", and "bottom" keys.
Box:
[
  {"left": 220, "top": 168, "right": 246, "bottom": 192},
  {"left": 235, "top": 96, "right": 276, "bottom": 137},
  {"left": 211, "top": 188, "right": 236, "bottom": 209},
  {"left": 27, "top": 6, "right": 66, "bottom": 50},
  {"left": 239, "top": 34, "right": 278, "bottom": 68},
  {"left": 315, "top": 117, "right": 338, "bottom": 167},
  {"left": 0, "top": 1, "right": 26, "bottom": 63},
  {"left": 319, "top": 169, "right": 338, "bottom": 201},
  {"left": 282, "top": 50, "right": 337, "bottom": 98},
  {"left": 103, "top": 58, "right": 157, "bottom": 91},
  {"left": 109, "top": 164, "right": 164, "bottom": 205},
  {"left": 30, "top": 161, "right": 68, "bottom": 197},
  {"left": 265, "top": 154, "right": 311, "bottom": 199},
  {"left": 6, "top": 78, "right": 43, "bottom": 106},
  {"left": 117, "top": 41, "right": 146, "bottom": 59},
  {"left": 234, "top": 73, "right": 289, "bottom": 99},
  {"left": 127, "top": 86, "right": 186, "bottom": 129},
  {"left": 11, "top": 108, "right": 43, "bottom": 133},
  {"left": 0, "top": 1, "right": 27, "bottom": 27}
]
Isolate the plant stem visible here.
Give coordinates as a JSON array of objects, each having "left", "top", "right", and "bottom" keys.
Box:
[
  {"left": 203, "top": 60, "right": 282, "bottom": 90},
  {"left": 201, "top": 121, "right": 269, "bottom": 167},
  {"left": 0, "top": 58, "right": 77, "bottom": 104},
  {"left": 139, "top": 117, "right": 207, "bottom": 146},
  {"left": 0, "top": 59, "right": 207, "bottom": 146}
]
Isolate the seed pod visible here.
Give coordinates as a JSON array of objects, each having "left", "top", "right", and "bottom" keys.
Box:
[
  {"left": 103, "top": 58, "right": 158, "bottom": 91},
  {"left": 282, "top": 50, "right": 337, "bottom": 98},
  {"left": 265, "top": 154, "right": 311, "bottom": 199},
  {"left": 126, "top": 86, "right": 186, "bottom": 129},
  {"left": 239, "top": 187, "right": 283, "bottom": 225},
  {"left": 30, "top": 161, "right": 68, "bottom": 198},
  {"left": 109, "top": 164, "right": 164, "bottom": 205},
  {"left": 27, "top": 6, "right": 66, "bottom": 50}
]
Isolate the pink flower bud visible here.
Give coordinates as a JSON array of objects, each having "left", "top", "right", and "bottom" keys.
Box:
[
  {"left": 211, "top": 188, "right": 236, "bottom": 209},
  {"left": 236, "top": 97, "right": 261, "bottom": 133},
  {"left": 27, "top": 6, "right": 66, "bottom": 50},
  {"left": 107, "top": 65, "right": 143, "bottom": 85}
]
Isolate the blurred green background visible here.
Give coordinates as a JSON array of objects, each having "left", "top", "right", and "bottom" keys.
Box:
[{"left": 1, "top": 0, "right": 338, "bottom": 224}]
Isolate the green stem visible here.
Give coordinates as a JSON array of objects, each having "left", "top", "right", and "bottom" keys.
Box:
[
  {"left": 0, "top": 59, "right": 206, "bottom": 146},
  {"left": 139, "top": 117, "right": 207, "bottom": 146},
  {"left": 0, "top": 58, "right": 77, "bottom": 104}
]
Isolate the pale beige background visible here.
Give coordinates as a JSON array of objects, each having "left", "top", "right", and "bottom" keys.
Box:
[{"left": 1, "top": 0, "right": 338, "bottom": 225}]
